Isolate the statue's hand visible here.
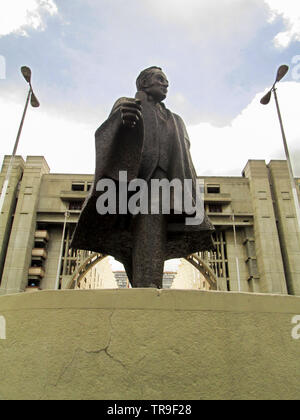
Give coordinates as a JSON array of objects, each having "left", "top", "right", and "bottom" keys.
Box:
[{"left": 120, "top": 99, "right": 142, "bottom": 129}]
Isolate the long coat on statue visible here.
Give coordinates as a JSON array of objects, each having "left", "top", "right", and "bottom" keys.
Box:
[{"left": 71, "top": 91, "right": 215, "bottom": 267}]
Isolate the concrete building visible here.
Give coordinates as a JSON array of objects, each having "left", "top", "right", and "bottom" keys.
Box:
[
  {"left": 75, "top": 257, "right": 118, "bottom": 290},
  {"left": 114, "top": 270, "right": 176, "bottom": 289},
  {"left": 172, "top": 258, "right": 210, "bottom": 290},
  {"left": 0, "top": 155, "right": 300, "bottom": 295}
]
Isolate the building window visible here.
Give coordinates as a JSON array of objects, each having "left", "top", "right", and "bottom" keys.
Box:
[
  {"left": 208, "top": 203, "right": 222, "bottom": 213},
  {"left": 207, "top": 185, "right": 220, "bottom": 194},
  {"left": 72, "top": 183, "right": 85, "bottom": 191},
  {"left": 69, "top": 201, "right": 83, "bottom": 210}
]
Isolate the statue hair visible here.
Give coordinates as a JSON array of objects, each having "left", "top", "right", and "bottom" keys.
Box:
[{"left": 136, "top": 66, "right": 162, "bottom": 91}]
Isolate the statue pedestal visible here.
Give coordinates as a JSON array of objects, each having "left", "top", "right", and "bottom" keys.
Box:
[{"left": 0, "top": 289, "right": 299, "bottom": 400}]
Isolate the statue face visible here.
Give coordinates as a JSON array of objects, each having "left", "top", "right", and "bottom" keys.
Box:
[{"left": 144, "top": 69, "right": 169, "bottom": 102}]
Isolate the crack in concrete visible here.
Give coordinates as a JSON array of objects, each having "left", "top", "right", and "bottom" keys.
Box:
[
  {"left": 81, "top": 310, "right": 128, "bottom": 369},
  {"left": 55, "top": 347, "right": 81, "bottom": 387},
  {"left": 52, "top": 310, "right": 126, "bottom": 390},
  {"left": 101, "top": 309, "right": 127, "bottom": 370}
]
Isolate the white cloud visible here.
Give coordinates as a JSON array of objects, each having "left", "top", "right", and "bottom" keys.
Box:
[
  {"left": 264, "top": 0, "right": 300, "bottom": 47},
  {"left": 188, "top": 81, "right": 300, "bottom": 176},
  {"left": 1, "top": 82, "right": 300, "bottom": 183},
  {"left": 144, "top": 0, "right": 300, "bottom": 49},
  {"left": 0, "top": 92, "right": 95, "bottom": 175},
  {"left": 144, "top": 0, "right": 267, "bottom": 45},
  {"left": 0, "top": 0, "right": 58, "bottom": 37}
]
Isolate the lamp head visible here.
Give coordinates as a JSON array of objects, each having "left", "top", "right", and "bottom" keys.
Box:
[
  {"left": 21, "top": 66, "right": 31, "bottom": 83},
  {"left": 275, "top": 65, "right": 289, "bottom": 83},
  {"left": 30, "top": 91, "right": 40, "bottom": 108},
  {"left": 260, "top": 90, "right": 272, "bottom": 105}
]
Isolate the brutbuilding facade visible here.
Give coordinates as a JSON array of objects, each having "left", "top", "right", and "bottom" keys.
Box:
[{"left": 0, "top": 155, "right": 300, "bottom": 295}]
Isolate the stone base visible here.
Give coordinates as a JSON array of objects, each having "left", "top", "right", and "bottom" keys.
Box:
[{"left": 0, "top": 289, "right": 299, "bottom": 400}]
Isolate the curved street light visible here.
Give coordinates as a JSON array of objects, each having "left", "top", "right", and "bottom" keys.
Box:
[
  {"left": 0, "top": 66, "right": 40, "bottom": 215},
  {"left": 21, "top": 66, "right": 40, "bottom": 108},
  {"left": 260, "top": 64, "right": 289, "bottom": 104},
  {"left": 260, "top": 65, "right": 300, "bottom": 231}
]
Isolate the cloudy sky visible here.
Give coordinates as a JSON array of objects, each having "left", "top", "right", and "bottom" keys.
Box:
[{"left": 1, "top": 0, "right": 300, "bottom": 177}]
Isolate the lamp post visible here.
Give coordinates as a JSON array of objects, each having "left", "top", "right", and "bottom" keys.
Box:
[
  {"left": 260, "top": 65, "right": 300, "bottom": 231},
  {"left": 0, "top": 66, "right": 40, "bottom": 215}
]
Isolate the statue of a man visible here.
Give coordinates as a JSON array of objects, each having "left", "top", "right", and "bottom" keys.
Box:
[{"left": 71, "top": 66, "right": 214, "bottom": 288}]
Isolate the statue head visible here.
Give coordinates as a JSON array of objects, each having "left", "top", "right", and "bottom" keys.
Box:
[{"left": 136, "top": 66, "right": 169, "bottom": 102}]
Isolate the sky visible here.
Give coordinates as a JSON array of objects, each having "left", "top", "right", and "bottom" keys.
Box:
[{"left": 1, "top": 0, "right": 300, "bottom": 180}]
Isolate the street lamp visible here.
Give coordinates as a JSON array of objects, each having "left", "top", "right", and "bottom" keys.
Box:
[
  {"left": 260, "top": 65, "right": 300, "bottom": 231},
  {"left": 0, "top": 66, "right": 40, "bottom": 215}
]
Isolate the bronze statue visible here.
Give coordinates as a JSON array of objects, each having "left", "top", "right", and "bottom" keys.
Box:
[{"left": 71, "top": 66, "right": 214, "bottom": 288}]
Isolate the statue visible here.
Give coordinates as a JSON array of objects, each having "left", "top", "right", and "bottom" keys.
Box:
[{"left": 71, "top": 66, "right": 214, "bottom": 288}]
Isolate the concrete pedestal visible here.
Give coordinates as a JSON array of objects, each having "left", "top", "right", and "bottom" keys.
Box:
[{"left": 0, "top": 289, "right": 299, "bottom": 400}]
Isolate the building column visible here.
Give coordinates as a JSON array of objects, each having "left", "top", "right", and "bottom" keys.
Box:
[
  {"left": 0, "top": 156, "right": 50, "bottom": 294},
  {"left": 243, "top": 160, "right": 287, "bottom": 294},
  {"left": 0, "top": 156, "right": 25, "bottom": 285},
  {"left": 268, "top": 160, "right": 300, "bottom": 295},
  {"left": 225, "top": 227, "right": 250, "bottom": 293}
]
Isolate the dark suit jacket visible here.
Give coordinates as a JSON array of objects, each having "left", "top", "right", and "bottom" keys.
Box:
[{"left": 71, "top": 91, "right": 214, "bottom": 265}]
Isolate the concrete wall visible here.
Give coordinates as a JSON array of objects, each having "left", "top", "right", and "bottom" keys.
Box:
[
  {"left": 268, "top": 161, "right": 300, "bottom": 295},
  {"left": 0, "top": 156, "right": 25, "bottom": 281},
  {"left": 243, "top": 161, "right": 287, "bottom": 294},
  {"left": 0, "top": 289, "right": 299, "bottom": 400},
  {"left": 0, "top": 157, "right": 50, "bottom": 294}
]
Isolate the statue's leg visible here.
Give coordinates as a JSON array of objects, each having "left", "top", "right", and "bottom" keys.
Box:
[{"left": 131, "top": 213, "right": 167, "bottom": 288}]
